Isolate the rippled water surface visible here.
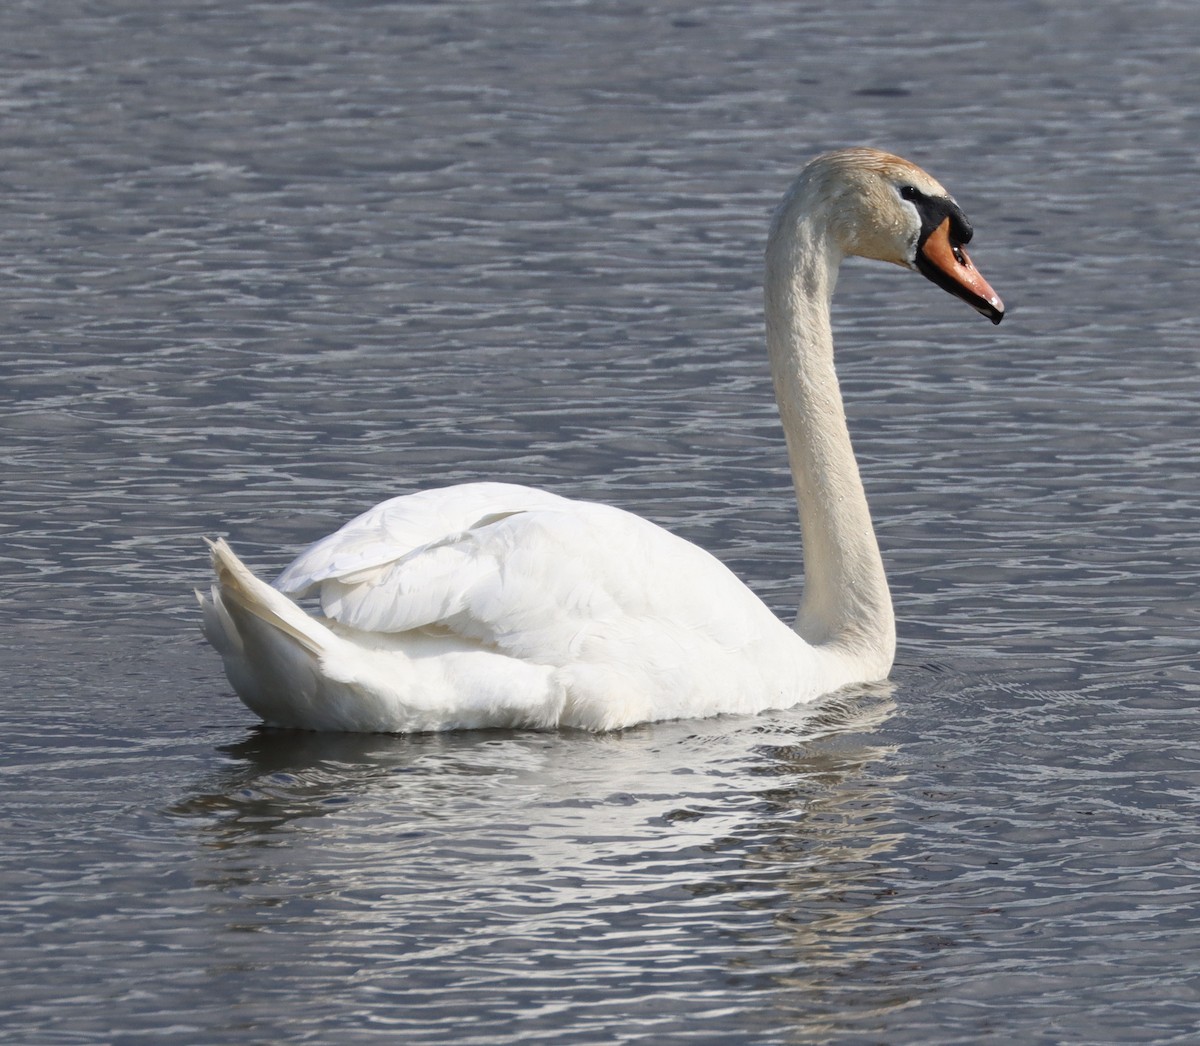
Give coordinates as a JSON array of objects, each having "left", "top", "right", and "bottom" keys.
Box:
[{"left": 4, "top": 1, "right": 1200, "bottom": 1042}]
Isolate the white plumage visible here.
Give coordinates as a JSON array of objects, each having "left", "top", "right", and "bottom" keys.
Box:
[{"left": 199, "top": 148, "right": 1003, "bottom": 733}]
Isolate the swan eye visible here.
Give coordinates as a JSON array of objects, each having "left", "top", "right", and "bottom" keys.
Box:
[{"left": 898, "top": 184, "right": 921, "bottom": 202}]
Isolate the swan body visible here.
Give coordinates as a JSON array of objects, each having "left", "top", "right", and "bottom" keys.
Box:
[{"left": 200, "top": 147, "right": 1003, "bottom": 733}]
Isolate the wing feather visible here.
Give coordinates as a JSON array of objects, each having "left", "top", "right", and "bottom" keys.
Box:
[
  {"left": 273, "top": 482, "right": 570, "bottom": 596},
  {"left": 270, "top": 483, "right": 781, "bottom": 674}
]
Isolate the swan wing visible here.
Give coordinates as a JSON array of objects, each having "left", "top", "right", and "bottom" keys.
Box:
[
  {"left": 275, "top": 484, "right": 778, "bottom": 657},
  {"left": 273, "top": 482, "right": 571, "bottom": 597}
]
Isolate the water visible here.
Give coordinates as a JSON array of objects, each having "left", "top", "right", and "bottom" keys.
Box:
[{"left": 3, "top": 0, "right": 1200, "bottom": 1041}]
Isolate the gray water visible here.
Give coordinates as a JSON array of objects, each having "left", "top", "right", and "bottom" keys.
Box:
[{"left": 3, "top": 0, "right": 1200, "bottom": 1042}]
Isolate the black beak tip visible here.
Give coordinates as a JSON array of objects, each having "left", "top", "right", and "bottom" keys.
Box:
[{"left": 973, "top": 295, "right": 1005, "bottom": 325}]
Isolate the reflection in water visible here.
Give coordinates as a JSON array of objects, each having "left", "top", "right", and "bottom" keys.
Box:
[
  {"left": 749, "top": 725, "right": 912, "bottom": 1033},
  {"left": 166, "top": 688, "right": 902, "bottom": 1040},
  {"left": 170, "top": 730, "right": 429, "bottom": 835}
]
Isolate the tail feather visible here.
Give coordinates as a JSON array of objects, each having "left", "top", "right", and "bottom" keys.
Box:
[
  {"left": 204, "top": 537, "right": 324, "bottom": 656},
  {"left": 196, "top": 581, "right": 243, "bottom": 657},
  {"left": 200, "top": 538, "right": 340, "bottom": 727},
  {"left": 199, "top": 537, "right": 566, "bottom": 732}
]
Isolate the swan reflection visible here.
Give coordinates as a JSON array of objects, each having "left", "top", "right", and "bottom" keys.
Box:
[{"left": 170, "top": 686, "right": 903, "bottom": 1034}]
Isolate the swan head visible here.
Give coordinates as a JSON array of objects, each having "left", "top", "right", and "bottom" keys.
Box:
[{"left": 789, "top": 147, "right": 1005, "bottom": 324}]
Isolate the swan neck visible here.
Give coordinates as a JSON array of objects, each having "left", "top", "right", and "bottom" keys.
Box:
[{"left": 765, "top": 206, "right": 895, "bottom": 675}]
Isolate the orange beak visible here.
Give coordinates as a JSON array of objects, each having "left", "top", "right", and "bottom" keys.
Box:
[{"left": 917, "top": 218, "right": 1005, "bottom": 324}]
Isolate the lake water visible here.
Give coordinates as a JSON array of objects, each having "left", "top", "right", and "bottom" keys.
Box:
[{"left": 3, "top": 0, "right": 1200, "bottom": 1042}]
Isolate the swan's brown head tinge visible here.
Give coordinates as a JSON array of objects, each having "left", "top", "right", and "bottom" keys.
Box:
[{"left": 803, "top": 148, "right": 1005, "bottom": 325}]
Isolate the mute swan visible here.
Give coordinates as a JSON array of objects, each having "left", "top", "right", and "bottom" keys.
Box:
[{"left": 199, "top": 147, "right": 1004, "bottom": 733}]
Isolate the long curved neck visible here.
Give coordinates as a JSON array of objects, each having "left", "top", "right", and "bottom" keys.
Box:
[{"left": 764, "top": 198, "right": 895, "bottom": 675}]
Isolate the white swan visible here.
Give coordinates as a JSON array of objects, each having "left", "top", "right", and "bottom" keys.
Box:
[{"left": 199, "top": 147, "right": 1004, "bottom": 733}]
